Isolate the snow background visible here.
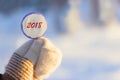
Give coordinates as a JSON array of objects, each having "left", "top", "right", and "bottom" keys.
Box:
[{"left": 0, "top": 0, "right": 120, "bottom": 80}]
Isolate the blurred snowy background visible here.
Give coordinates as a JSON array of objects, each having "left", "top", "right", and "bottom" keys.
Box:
[{"left": 0, "top": 0, "right": 120, "bottom": 80}]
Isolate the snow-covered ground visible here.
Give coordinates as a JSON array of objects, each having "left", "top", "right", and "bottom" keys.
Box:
[{"left": 1, "top": 1, "right": 120, "bottom": 80}]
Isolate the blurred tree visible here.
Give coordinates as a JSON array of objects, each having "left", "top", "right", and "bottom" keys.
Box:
[
  {"left": 99, "top": 0, "right": 115, "bottom": 24},
  {"left": 92, "top": 0, "right": 100, "bottom": 22},
  {"left": 36, "top": 0, "right": 49, "bottom": 14},
  {"left": 48, "top": 0, "right": 68, "bottom": 33},
  {"left": 88, "top": 0, "right": 100, "bottom": 25},
  {"left": 0, "top": 0, "right": 49, "bottom": 14},
  {"left": 0, "top": 0, "right": 19, "bottom": 14},
  {"left": 0, "top": 0, "right": 68, "bottom": 34}
]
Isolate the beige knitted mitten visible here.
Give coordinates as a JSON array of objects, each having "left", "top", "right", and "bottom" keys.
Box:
[
  {"left": 3, "top": 40, "right": 34, "bottom": 80},
  {"left": 3, "top": 37, "right": 62, "bottom": 80},
  {"left": 23, "top": 38, "right": 62, "bottom": 80}
]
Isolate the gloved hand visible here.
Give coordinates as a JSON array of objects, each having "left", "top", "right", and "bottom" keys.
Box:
[{"left": 3, "top": 37, "right": 62, "bottom": 80}]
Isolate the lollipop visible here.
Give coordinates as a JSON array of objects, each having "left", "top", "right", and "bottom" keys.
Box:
[{"left": 21, "top": 12, "right": 47, "bottom": 39}]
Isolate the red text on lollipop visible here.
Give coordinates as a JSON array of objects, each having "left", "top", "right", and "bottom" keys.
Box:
[{"left": 21, "top": 13, "right": 47, "bottom": 39}]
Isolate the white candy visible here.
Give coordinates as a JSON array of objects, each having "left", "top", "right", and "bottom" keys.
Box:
[{"left": 21, "top": 13, "right": 47, "bottom": 39}]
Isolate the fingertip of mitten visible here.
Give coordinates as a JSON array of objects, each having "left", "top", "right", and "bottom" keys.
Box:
[{"left": 34, "top": 37, "right": 62, "bottom": 80}]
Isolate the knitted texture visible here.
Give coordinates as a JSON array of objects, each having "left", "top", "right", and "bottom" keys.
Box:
[
  {"left": 3, "top": 53, "right": 33, "bottom": 80},
  {"left": 2, "top": 73, "right": 15, "bottom": 80}
]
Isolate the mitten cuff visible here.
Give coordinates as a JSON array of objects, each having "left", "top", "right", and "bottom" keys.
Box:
[{"left": 3, "top": 53, "right": 33, "bottom": 80}]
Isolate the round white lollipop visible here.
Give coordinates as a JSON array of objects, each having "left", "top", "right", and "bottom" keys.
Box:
[{"left": 21, "top": 12, "right": 47, "bottom": 39}]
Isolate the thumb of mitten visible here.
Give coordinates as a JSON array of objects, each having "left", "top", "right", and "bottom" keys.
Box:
[
  {"left": 3, "top": 40, "right": 34, "bottom": 80},
  {"left": 24, "top": 38, "right": 44, "bottom": 65}
]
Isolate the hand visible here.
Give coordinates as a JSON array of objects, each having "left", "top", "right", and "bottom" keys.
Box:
[{"left": 15, "top": 37, "right": 62, "bottom": 80}]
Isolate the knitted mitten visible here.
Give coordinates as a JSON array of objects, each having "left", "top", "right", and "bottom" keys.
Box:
[
  {"left": 3, "top": 40, "right": 34, "bottom": 80},
  {"left": 21, "top": 38, "right": 62, "bottom": 80},
  {"left": 3, "top": 37, "right": 62, "bottom": 80}
]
